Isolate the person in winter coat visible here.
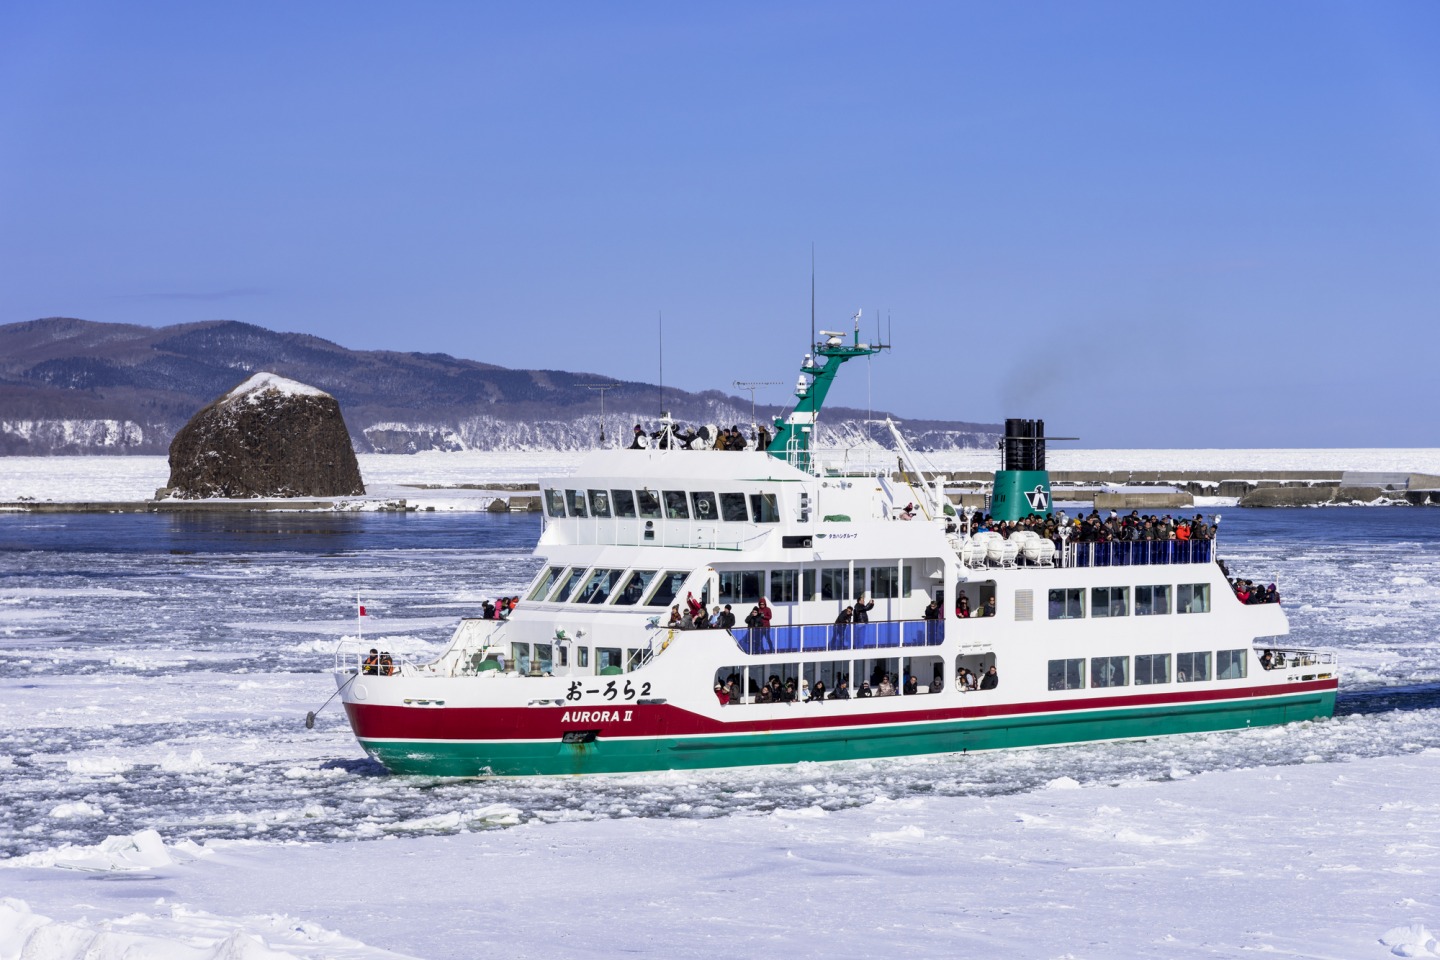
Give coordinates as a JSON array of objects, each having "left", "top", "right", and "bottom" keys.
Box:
[
  {"left": 853, "top": 594, "right": 874, "bottom": 623},
  {"left": 980, "top": 666, "right": 999, "bottom": 690}
]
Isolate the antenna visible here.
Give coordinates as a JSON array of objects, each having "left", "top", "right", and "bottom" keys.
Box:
[
  {"left": 657, "top": 310, "right": 664, "bottom": 418},
  {"left": 733, "top": 380, "right": 782, "bottom": 432},
  {"left": 581, "top": 382, "right": 621, "bottom": 446},
  {"left": 810, "top": 243, "right": 816, "bottom": 349}
]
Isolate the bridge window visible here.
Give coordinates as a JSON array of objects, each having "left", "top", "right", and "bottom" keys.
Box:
[
  {"left": 691, "top": 491, "right": 718, "bottom": 520},
  {"left": 551, "top": 567, "right": 587, "bottom": 602},
  {"left": 544, "top": 489, "right": 566, "bottom": 518},
  {"left": 750, "top": 493, "right": 780, "bottom": 523},
  {"left": 720, "top": 493, "right": 749, "bottom": 521},
  {"left": 587, "top": 490, "right": 612, "bottom": 518},
  {"left": 637, "top": 490, "right": 662, "bottom": 519},
  {"left": 663, "top": 491, "right": 690, "bottom": 519},
  {"left": 527, "top": 565, "right": 564, "bottom": 602},
  {"left": 1048, "top": 588, "right": 1084, "bottom": 620},
  {"left": 1136, "top": 585, "right": 1170, "bottom": 616},
  {"left": 565, "top": 490, "right": 587, "bottom": 518},
  {"left": 1177, "top": 651, "right": 1211, "bottom": 682},
  {"left": 646, "top": 570, "right": 689, "bottom": 607},
  {"left": 576, "top": 569, "right": 623, "bottom": 604},
  {"left": 610, "top": 489, "right": 637, "bottom": 518},
  {"left": 1048, "top": 658, "right": 1084, "bottom": 690},
  {"left": 613, "top": 570, "right": 656, "bottom": 606},
  {"left": 1091, "top": 586, "right": 1129, "bottom": 618},
  {"left": 1178, "top": 583, "right": 1210, "bottom": 614},
  {"left": 1217, "top": 649, "right": 1248, "bottom": 680},
  {"left": 1134, "top": 653, "right": 1170, "bottom": 685},
  {"left": 771, "top": 569, "right": 800, "bottom": 603}
]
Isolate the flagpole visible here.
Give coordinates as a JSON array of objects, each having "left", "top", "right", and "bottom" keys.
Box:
[{"left": 357, "top": 592, "right": 363, "bottom": 643}]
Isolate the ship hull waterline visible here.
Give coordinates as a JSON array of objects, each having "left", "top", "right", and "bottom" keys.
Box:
[{"left": 346, "top": 681, "right": 1337, "bottom": 778}]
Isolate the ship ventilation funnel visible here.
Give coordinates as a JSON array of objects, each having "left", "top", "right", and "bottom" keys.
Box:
[{"left": 1002, "top": 418, "right": 1046, "bottom": 472}]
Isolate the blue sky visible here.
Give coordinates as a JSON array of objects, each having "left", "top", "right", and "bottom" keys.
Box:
[{"left": 3, "top": 2, "right": 1439, "bottom": 447}]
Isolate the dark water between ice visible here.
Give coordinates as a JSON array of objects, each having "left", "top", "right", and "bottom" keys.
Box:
[{"left": 1, "top": 507, "right": 1437, "bottom": 858}]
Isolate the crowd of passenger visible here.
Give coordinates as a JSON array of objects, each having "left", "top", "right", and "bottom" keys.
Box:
[
  {"left": 666, "top": 593, "right": 741, "bottom": 631},
  {"left": 481, "top": 596, "right": 519, "bottom": 620},
  {"left": 950, "top": 509, "right": 1217, "bottom": 544},
  {"left": 1232, "top": 579, "right": 1279, "bottom": 605},
  {"left": 629, "top": 423, "right": 772, "bottom": 451}
]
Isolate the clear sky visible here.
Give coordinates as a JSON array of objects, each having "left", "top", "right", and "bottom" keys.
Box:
[{"left": 3, "top": 2, "right": 1439, "bottom": 447}]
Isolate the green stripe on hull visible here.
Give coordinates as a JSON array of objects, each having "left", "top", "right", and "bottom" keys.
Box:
[{"left": 360, "top": 689, "right": 1336, "bottom": 778}]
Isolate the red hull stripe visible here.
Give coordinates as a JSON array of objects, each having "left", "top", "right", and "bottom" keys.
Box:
[{"left": 346, "top": 677, "right": 1339, "bottom": 743}]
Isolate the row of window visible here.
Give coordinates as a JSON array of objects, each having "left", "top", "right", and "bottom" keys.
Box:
[
  {"left": 1048, "top": 583, "right": 1211, "bottom": 620},
  {"left": 1047, "top": 649, "right": 1247, "bottom": 690},
  {"left": 508, "top": 642, "right": 642, "bottom": 675},
  {"left": 525, "top": 563, "right": 917, "bottom": 607},
  {"left": 528, "top": 565, "right": 692, "bottom": 607},
  {"left": 545, "top": 488, "right": 781, "bottom": 523},
  {"left": 720, "top": 566, "right": 914, "bottom": 604}
]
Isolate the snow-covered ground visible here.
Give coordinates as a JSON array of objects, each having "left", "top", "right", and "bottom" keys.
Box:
[{"left": 3, "top": 448, "right": 1439, "bottom": 504}]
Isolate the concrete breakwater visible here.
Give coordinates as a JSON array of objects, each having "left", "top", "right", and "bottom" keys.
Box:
[{"left": 901, "top": 470, "right": 1440, "bottom": 509}]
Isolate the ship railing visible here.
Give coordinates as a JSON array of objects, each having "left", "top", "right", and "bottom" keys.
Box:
[
  {"left": 730, "top": 618, "right": 944, "bottom": 656},
  {"left": 1061, "top": 539, "right": 1214, "bottom": 568}
]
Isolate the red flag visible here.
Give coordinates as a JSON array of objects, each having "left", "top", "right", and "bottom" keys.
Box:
[{"left": 359, "top": 605, "right": 367, "bottom": 617}]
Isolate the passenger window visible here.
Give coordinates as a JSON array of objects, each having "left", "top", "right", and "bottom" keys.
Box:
[
  {"left": 1048, "top": 588, "right": 1084, "bottom": 620},
  {"left": 1176, "top": 651, "right": 1211, "bottom": 682},
  {"left": 613, "top": 570, "right": 656, "bottom": 606},
  {"left": 565, "top": 489, "right": 587, "bottom": 518},
  {"left": 557, "top": 646, "right": 568, "bottom": 668},
  {"left": 551, "top": 567, "right": 588, "bottom": 602},
  {"left": 637, "top": 490, "right": 662, "bottom": 519},
  {"left": 749, "top": 493, "right": 780, "bottom": 523},
  {"left": 691, "top": 492, "right": 718, "bottom": 520},
  {"left": 511, "top": 642, "right": 531, "bottom": 674},
  {"left": 646, "top": 570, "right": 688, "bottom": 607},
  {"left": 534, "top": 643, "right": 553, "bottom": 674},
  {"left": 820, "top": 568, "right": 849, "bottom": 601},
  {"left": 802, "top": 569, "right": 816, "bottom": 601},
  {"left": 664, "top": 491, "right": 690, "bottom": 519},
  {"left": 1217, "top": 649, "right": 1248, "bottom": 680},
  {"left": 720, "top": 493, "right": 750, "bottom": 522},
  {"left": 1090, "top": 656, "right": 1128, "bottom": 688},
  {"left": 611, "top": 489, "right": 637, "bottom": 518},
  {"left": 1134, "top": 653, "right": 1170, "bottom": 685},
  {"left": 576, "top": 568, "right": 623, "bottom": 604},
  {"left": 527, "top": 565, "right": 565, "bottom": 602},
  {"left": 770, "top": 570, "right": 799, "bottom": 603},
  {"left": 1048, "top": 658, "right": 1084, "bottom": 690},
  {"left": 1136, "top": 585, "right": 1170, "bottom": 616},
  {"left": 596, "top": 647, "right": 623, "bottom": 674},
  {"left": 544, "top": 489, "right": 566, "bottom": 518},
  {"left": 626, "top": 648, "right": 644, "bottom": 672},
  {"left": 1091, "top": 586, "right": 1129, "bottom": 618},
  {"left": 870, "top": 566, "right": 900, "bottom": 600},
  {"left": 578, "top": 647, "right": 590, "bottom": 669},
  {"left": 588, "top": 490, "right": 613, "bottom": 518},
  {"left": 1178, "top": 583, "right": 1210, "bottom": 614},
  {"left": 719, "top": 570, "right": 764, "bottom": 604}
]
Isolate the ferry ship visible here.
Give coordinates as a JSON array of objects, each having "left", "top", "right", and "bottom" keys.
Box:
[{"left": 334, "top": 325, "right": 1338, "bottom": 777}]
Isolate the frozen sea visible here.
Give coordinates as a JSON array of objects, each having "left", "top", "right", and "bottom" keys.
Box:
[{"left": 2, "top": 497, "right": 1440, "bottom": 957}]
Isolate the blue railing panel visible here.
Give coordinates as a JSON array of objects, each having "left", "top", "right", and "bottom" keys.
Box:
[{"left": 802, "top": 624, "right": 830, "bottom": 652}]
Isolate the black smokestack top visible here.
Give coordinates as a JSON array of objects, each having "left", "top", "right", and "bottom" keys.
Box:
[{"left": 1002, "top": 418, "right": 1046, "bottom": 472}]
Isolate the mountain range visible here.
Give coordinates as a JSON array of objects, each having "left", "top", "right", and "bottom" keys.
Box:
[{"left": 0, "top": 317, "right": 1001, "bottom": 455}]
